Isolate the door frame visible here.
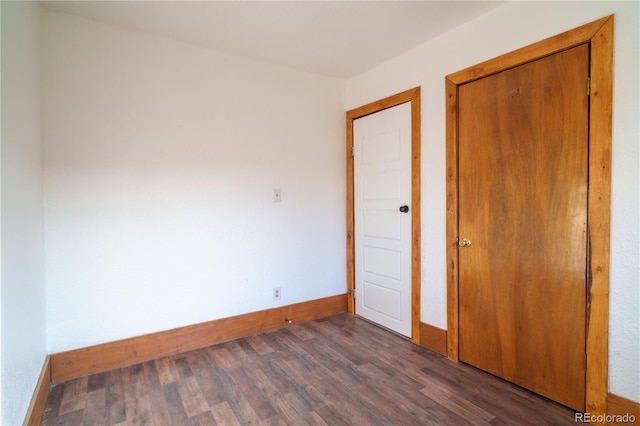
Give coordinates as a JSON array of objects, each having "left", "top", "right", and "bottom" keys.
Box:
[
  {"left": 346, "top": 87, "right": 421, "bottom": 344},
  {"left": 445, "top": 16, "right": 613, "bottom": 416}
]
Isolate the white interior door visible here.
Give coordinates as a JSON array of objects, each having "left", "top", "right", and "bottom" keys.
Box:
[{"left": 354, "top": 102, "right": 412, "bottom": 337}]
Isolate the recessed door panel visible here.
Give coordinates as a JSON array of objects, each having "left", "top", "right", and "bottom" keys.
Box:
[
  {"left": 362, "top": 130, "right": 401, "bottom": 164},
  {"left": 362, "top": 171, "right": 401, "bottom": 200},
  {"left": 363, "top": 246, "right": 401, "bottom": 281},
  {"left": 362, "top": 210, "right": 401, "bottom": 240},
  {"left": 362, "top": 281, "right": 401, "bottom": 320}
]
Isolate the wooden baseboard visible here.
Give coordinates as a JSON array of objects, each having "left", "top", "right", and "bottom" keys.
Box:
[
  {"left": 419, "top": 322, "right": 447, "bottom": 356},
  {"left": 51, "top": 294, "right": 347, "bottom": 383},
  {"left": 607, "top": 393, "right": 640, "bottom": 424},
  {"left": 23, "top": 355, "right": 51, "bottom": 426}
]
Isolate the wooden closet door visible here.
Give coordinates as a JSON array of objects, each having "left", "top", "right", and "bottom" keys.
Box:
[{"left": 458, "top": 44, "right": 589, "bottom": 411}]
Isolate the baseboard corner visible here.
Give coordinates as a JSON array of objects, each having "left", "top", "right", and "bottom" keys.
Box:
[
  {"left": 419, "top": 322, "right": 447, "bottom": 356},
  {"left": 607, "top": 392, "right": 640, "bottom": 421},
  {"left": 23, "top": 355, "right": 51, "bottom": 426}
]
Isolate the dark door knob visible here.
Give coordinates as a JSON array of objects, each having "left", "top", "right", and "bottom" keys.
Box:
[{"left": 399, "top": 205, "right": 409, "bottom": 213}]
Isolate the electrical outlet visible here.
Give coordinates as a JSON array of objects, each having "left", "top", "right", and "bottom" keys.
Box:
[{"left": 273, "top": 287, "right": 281, "bottom": 301}]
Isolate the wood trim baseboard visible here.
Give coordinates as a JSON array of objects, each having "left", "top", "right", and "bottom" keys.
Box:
[
  {"left": 419, "top": 322, "right": 447, "bottom": 356},
  {"left": 23, "top": 355, "right": 51, "bottom": 426},
  {"left": 606, "top": 393, "right": 640, "bottom": 424},
  {"left": 51, "top": 294, "right": 347, "bottom": 383}
]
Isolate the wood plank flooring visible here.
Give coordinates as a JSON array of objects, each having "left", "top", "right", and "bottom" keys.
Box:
[{"left": 42, "top": 313, "right": 580, "bottom": 425}]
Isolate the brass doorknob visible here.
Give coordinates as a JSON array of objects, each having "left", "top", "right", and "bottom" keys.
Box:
[{"left": 458, "top": 238, "right": 472, "bottom": 247}]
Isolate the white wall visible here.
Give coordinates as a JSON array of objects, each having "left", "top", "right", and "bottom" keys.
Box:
[
  {"left": 42, "top": 12, "right": 346, "bottom": 353},
  {"left": 1, "top": 2, "right": 47, "bottom": 424},
  {"left": 346, "top": 1, "right": 639, "bottom": 402}
]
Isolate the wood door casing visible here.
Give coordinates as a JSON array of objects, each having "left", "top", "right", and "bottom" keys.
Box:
[
  {"left": 446, "top": 16, "right": 613, "bottom": 419},
  {"left": 346, "top": 87, "right": 421, "bottom": 344},
  {"left": 458, "top": 44, "right": 589, "bottom": 411}
]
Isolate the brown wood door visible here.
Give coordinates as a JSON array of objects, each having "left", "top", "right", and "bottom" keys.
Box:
[{"left": 458, "top": 44, "right": 589, "bottom": 411}]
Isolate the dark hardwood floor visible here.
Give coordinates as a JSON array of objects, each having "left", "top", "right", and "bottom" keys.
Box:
[{"left": 42, "top": 313, "right": 580, "bottom": 425}]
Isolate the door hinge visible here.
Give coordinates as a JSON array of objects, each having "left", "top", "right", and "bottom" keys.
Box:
[
  {"left": 587, "top": 77, "right": 591, "bottom": 96},
  {"left": 352, "top": 288, "right": 356, "bottom": 298},
  {"left": 351, "top": 146, "right": 355, "bottom": 158}
]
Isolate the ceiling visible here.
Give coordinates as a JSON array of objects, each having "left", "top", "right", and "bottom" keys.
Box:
[{"left": 40, "top": 1, "right": 507, "bottom": 79}]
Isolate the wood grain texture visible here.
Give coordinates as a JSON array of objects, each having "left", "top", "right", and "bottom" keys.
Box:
[
  {"left": 458, "top": 44, "right": 589, "bottom": 411},
  {"left": 42, "top": 314, "right": 580, "bottom": 425},
  {"left": 346, "top": 87, "right": 421, "bottom": 343},
  {"left": 446, "top": 16, "right": 610, "bottom": 85},
  {"left": 346, "top": 87, "right": 420, "bottom": 121},
  {"left": 445, "top": 15, "right": 613, "bottom": 419},
  {"left": 419, "top": 322, "right": 447, "bottom": 356},
  {"left": 607, "top": 393, "right": 640, "bottom": 422},
  {"left": 51, "top": 294, "right": 346, "bottom": 383},
  {"left": 445, "top": 77, "right": 460, "bottom": 362},
  {"left": 410, "top": 88, "right": 422, "bottom": 345},
  {"left": 346, "top": 115, "right": 356, "bottom": 315},
  {"left": 585, "top": 16, "right": 614, "bottom": 422},
  {"left": 23, "top": 356, "right": 51, "bottom": 426}
]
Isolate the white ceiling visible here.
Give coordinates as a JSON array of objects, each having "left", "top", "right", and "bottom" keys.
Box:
[{"left": 40, "top": 1, "right": 507, "bottom": 79}]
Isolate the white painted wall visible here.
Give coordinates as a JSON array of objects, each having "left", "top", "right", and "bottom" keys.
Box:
[
  {"left": 42, "top": 12, "right": 346, "bottom": 353},
  {"left": 1, "top": 2, "right": 47, "bottom": 424},
  {"left": 346, "top": 1, "right": 639, "bottom": 402}
]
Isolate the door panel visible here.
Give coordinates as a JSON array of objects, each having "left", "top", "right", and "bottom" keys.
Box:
[
  {"left": 354, "top": 102, "right": 412, "bottom": 336},
  {"left": 363, "top": 171, "right": 401, "bottom": 200},
  {"left": 458, "top": 45, "right": 589, "bottom": 410},
  {"left": 362, "top": 210, "right": 401, "bottom": 240}
]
